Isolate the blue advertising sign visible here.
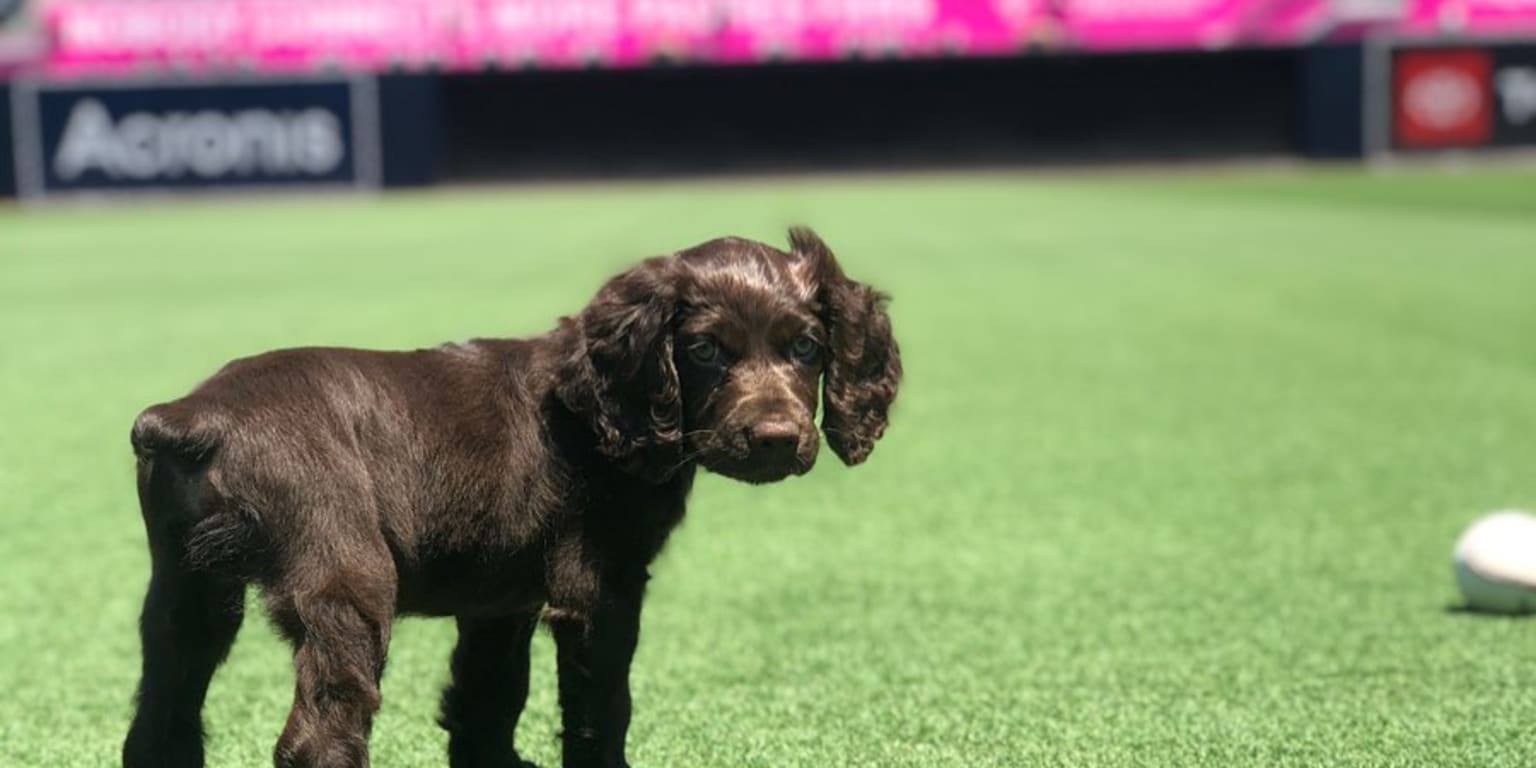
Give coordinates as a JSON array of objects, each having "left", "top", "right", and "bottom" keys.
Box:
[{"left": 9, "top": 75, "right": 380, "bottom": 198}]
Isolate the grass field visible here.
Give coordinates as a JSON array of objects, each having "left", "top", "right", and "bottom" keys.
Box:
[{"left": 3, "top": 168, "right": 1535, "bottom": 767}]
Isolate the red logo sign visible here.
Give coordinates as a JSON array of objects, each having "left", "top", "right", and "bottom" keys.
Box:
[{"left": 1393, "top": 49, "right": 1494, "bottom": 148}]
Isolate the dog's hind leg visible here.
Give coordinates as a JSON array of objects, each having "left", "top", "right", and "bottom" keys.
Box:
[
  {"left": 266, "top": 529, "right": 396, "bottom": 768},
  {"left": 123, "top": 454, "right": 246, "bottom": 768}
]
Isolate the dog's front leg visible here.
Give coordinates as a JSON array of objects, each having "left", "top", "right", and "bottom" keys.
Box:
[
  {"left": 551, "top": 578, "right": 645, "bottom": 768},
  {"left": 441, "top": 612, "right": 542, "bottom": 768}
]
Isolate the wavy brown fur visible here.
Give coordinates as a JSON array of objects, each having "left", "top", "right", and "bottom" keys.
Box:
[{"left": 121, "top": 229, "right": 899, "bottom": 768}]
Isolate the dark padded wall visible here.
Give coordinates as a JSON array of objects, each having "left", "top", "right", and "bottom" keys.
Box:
[
  {"left": 1298, "top": 44, "right": 1365, "bottom": 158},
  {"left": 437, "top": 49, "right": 1299, "bottom": 180},
  {"left": 0, "top": 82, "right": 14, "bottom": 197},
  {"left": 379, "top": 73, "right": 439, "bottom": 187}
]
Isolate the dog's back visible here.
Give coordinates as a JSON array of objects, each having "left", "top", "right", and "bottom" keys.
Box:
[
  {"left": 129, "top": 341, "right": 563, "bottom": 584},
  {"left": 131, "top": 348, "right": 400, "bottom": 578}
]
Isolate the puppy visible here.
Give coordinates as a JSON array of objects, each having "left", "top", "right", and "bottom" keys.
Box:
[{"left": 122, "top": 228, "right": 900, "bottom": 768}]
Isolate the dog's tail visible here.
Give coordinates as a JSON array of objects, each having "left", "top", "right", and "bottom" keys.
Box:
[
  {"left": 132, "top": 403, "right": 223, "bottom": 536},
  {"left": 131, "top": 402, "right": 223, "bottom": 463},
  {"left": 130, "top": 402, "right": 258, "bottom": 575}
]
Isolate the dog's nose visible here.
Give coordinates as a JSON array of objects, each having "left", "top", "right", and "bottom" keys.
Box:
[{"left": 748, "top": 420, "right": 801, "bottom": 459}]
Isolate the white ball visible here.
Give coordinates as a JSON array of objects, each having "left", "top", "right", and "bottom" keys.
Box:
[{"left": 1453, "top": 510, "right": 1536, "bottom": 614}]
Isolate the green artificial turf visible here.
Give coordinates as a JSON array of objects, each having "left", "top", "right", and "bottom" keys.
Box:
[{"left": 3, "top": 167, "right": 1535, "bottom": 767}]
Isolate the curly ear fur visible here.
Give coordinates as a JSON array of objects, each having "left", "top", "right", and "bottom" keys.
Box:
[
  {"left": 789, "top": 227, "right": 902, "bottom": 466},
  {"left": 555, "top": 256, "right": 685, "bottom": 479}
]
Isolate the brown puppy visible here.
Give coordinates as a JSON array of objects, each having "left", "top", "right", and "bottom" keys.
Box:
[{"left": 122, "top": 228, "right": 901, "bottom": 768}]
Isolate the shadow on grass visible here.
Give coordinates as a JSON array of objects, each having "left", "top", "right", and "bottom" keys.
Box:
[{"left": 1443, "top": 603, "right": 1536, "bottom": 619}]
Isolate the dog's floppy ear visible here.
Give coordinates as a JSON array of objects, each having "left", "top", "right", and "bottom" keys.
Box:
[
  {"left": 789, "top": 227, "right": 902, "bottom": 466},
  {"left": 556, "top": 255, "right": 685, "bottom": 479}
]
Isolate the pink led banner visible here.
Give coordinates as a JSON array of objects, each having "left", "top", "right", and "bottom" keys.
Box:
[{"left": 30, "top": 0, "right": 1536, "bottom": 76}]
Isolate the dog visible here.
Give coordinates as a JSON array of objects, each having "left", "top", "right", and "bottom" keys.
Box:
[{"left": 122, "top": 228, "right": 901, "bottom": 768}]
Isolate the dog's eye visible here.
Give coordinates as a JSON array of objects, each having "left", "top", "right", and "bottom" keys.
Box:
[
  {"left": 790, "top": 335, "right": 821, "bottom": 364},
  {"left": 687, "top": 338, "right": 721, "bottom": 365}
]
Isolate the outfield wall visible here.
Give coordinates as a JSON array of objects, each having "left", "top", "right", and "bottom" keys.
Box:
[
  {"left": 2, "top": 47, "right": 1301, "bottom": 198},
  {"left": 3, "top": 40, "right": 1535, "bottom": 198}
]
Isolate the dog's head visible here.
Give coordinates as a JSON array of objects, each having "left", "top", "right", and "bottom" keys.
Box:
[{"left": 556, "top": 228, "right": 901, "bottom": 484}]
